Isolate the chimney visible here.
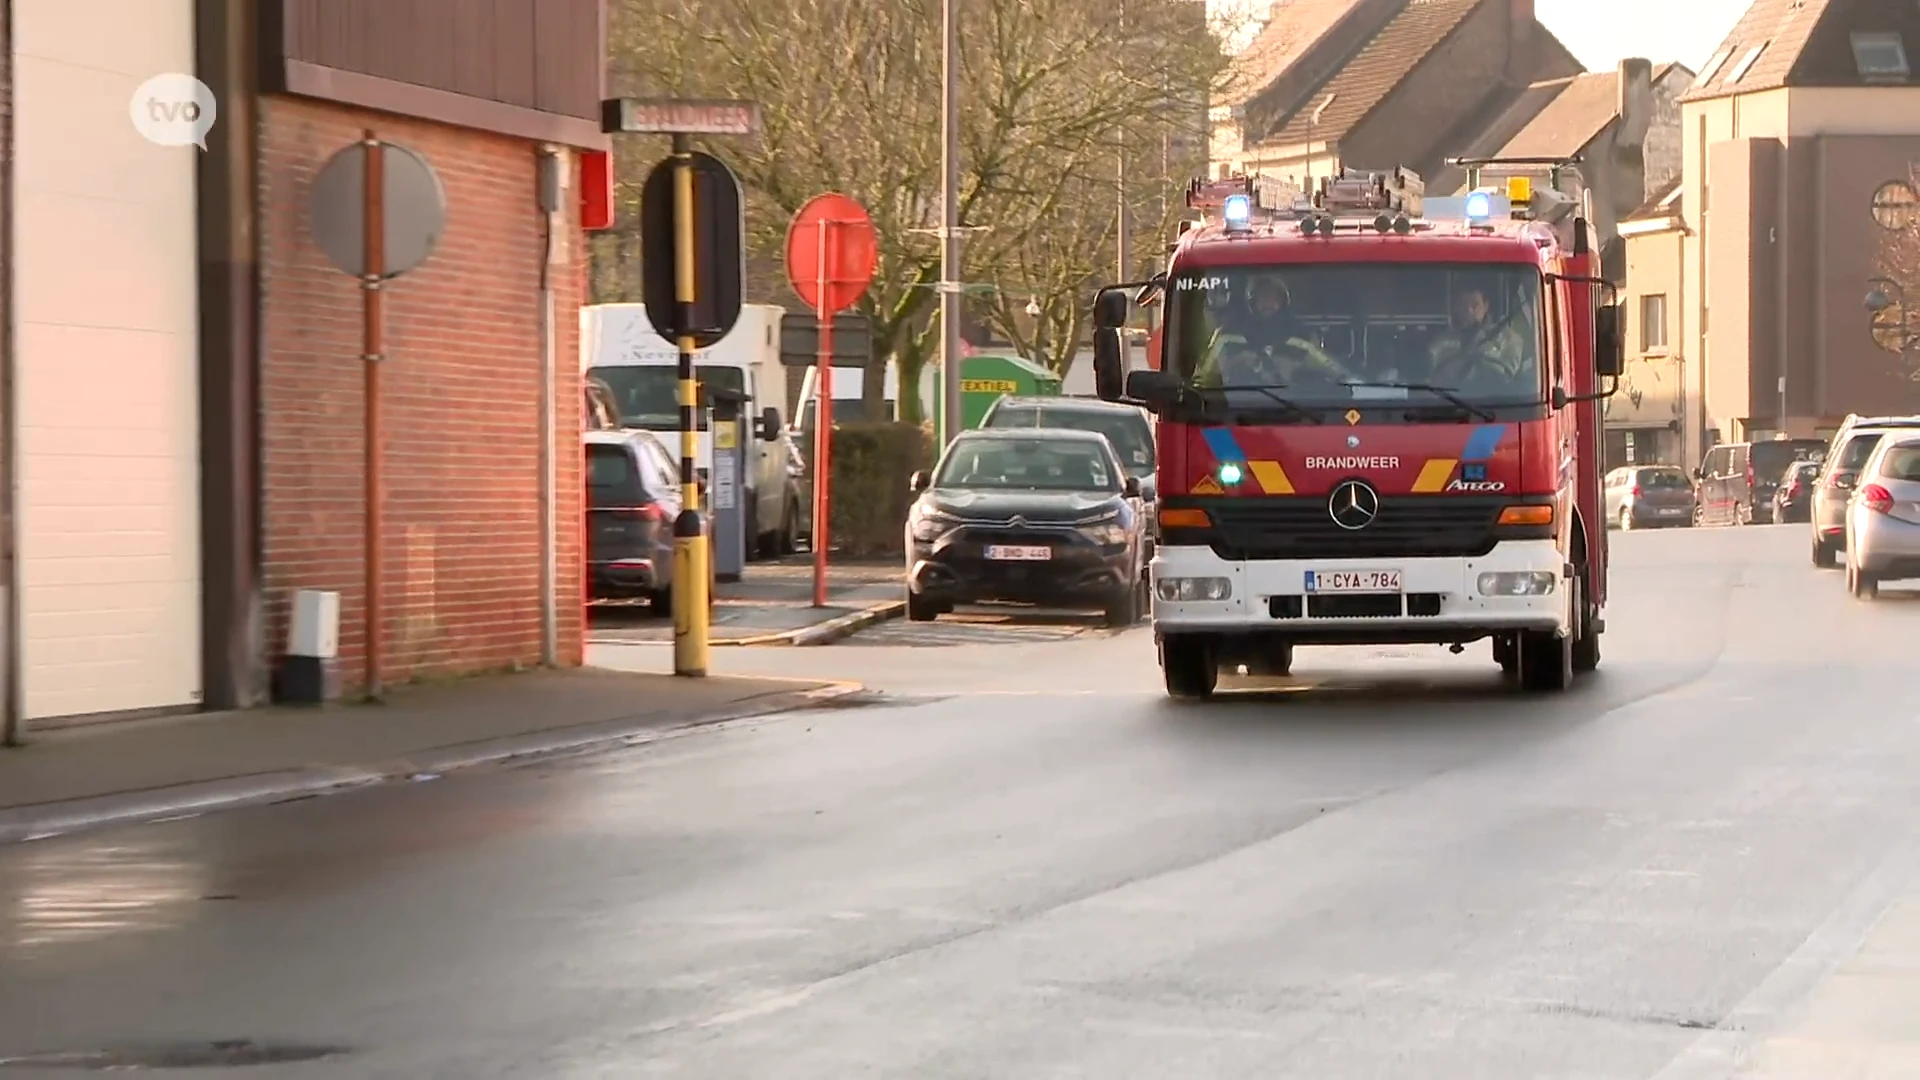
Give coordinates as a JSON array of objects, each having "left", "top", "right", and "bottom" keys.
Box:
[
  {"left": 1616, "top": 58, "right": 1654, "bottom": 146},
  {"left": 1506, "top": 0, "right": 1534, "bottom": 79}
]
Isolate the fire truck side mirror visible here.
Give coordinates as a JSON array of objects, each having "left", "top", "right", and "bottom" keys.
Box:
[
  {"left": 1093, "top": 330, "right": 1125, "bottom": 401},
  {"left": 1092, "top": 287, "right": 1133, "bottom": 401},
  {"left": 1124, "top": 369, "right": 1179, "bottom": 407},
  {"left": 1594, "top": 303, "right": 1624, "bottom": 378}
]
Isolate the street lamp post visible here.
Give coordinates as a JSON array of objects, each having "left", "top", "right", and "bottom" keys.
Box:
[
  {"left": 938, "top": 0, "right": 963, "bottom": 448},
  {"left": 1866, "top": 283, "right": 1920, "bottom": 352}
]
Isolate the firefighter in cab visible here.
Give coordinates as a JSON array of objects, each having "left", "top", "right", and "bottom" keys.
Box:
[
  {"left": 1425, "top": 277, "right": 1530, "bottom": 391},
  {"left": 1193, "top": 275, "right": 1356, "bottom": 388}
]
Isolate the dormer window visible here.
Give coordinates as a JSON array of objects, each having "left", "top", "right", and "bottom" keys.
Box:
[
  {"left": 1726, "top": 42, "right": 1767, "bottom": 83},
  {"left": 1696, "top": 47, "right": 1733, "bottom": 82},
  {"left": 1851, "top": 32, "right": 1909, "bottom": 82}
]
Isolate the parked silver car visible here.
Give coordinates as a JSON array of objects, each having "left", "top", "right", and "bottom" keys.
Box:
[
  {"left": 1843, "top": 435, "right": 1920, "bottom": 599},
  {"left": 1811, "top": 414, "right": 1920, "bottom": 567},
  {"left": 1603, "top": 464, "right": 1695, "bottom": 529}
]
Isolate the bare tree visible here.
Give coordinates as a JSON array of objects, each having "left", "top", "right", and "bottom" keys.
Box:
[{"left": 605, "top": 0, "right": 1233, "bottom": 420}]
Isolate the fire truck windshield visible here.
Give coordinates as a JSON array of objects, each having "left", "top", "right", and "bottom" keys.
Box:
[{"left": 1165, "top": 263, "right": 1545, "bottom": 414}]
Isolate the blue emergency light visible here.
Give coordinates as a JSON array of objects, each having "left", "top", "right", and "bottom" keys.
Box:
[
  {"left": 1464, "top": 190, "right": 1492, "bottom": 220},
  {"left": 1222, "top": 194, "right": 1252, "bottom": 227},
  {"left": 1218, "top": 462, "right": 1244, "bottom": 485}
]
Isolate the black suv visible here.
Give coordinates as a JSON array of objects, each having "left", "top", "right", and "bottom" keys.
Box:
[{"left": 979, "top": 395, "right": 1156, "bottom": 540}]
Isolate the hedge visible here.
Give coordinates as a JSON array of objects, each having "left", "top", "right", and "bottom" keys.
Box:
[{"left": 800, "top": 421, "right": 932, "bottom": 556}]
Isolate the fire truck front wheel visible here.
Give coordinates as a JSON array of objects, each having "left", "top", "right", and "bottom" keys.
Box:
[{"left": 1159, "top": 633, "right": 1217, "bottom": 699}]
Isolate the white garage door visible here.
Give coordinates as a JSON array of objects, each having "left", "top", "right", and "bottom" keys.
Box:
[{"left": 14, "top": 0, "right": 202, "bottom": 719}]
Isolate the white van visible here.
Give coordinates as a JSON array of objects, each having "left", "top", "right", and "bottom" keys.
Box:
[
  {"left": 582, "top": 303, "right": 801, "bottom": 555},
  {"left": 791, "top": 363, "right": 935, "bottom": 433}
]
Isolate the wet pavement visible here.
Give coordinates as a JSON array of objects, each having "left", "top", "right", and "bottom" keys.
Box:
[{"left": 5, "top": 526, "right": 1920, "bottom": 1077}]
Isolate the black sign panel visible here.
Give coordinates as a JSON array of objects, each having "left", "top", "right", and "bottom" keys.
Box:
[
  {"left": 640, "top": 152, "right": 745, "bottom": 348},
  {"left": 779, "top": 312, "right": 874, "bottom": 367}
]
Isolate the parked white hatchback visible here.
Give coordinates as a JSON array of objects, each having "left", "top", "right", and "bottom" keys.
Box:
[{"left": 1844, "top": 435, "right": 1920, "bottom": 599}]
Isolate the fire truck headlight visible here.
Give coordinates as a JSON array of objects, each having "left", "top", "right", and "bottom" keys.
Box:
[
  {"left": 1477, "top": 571, "right": 1556, "bottom": 596},
  {"left": 1217, "top": 462, "right": 1244, "bottom": 485},
  {"left": 1465, "top": 191, "right": 1492, "bottom": 220},
  {"left": 1157, "top": 576, "right": 1232, "bottom": 602}
]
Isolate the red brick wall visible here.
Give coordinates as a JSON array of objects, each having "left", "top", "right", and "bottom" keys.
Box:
[{"left": 258, "top": 95, "right": 586, "bottom": 692}]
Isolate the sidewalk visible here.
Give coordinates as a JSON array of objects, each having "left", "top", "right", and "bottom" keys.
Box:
[
  {"left": 589, "top": 554, "right": 905, "bottom": 646},
  {"left": 1738, "top": 890, "right": 1920, "bottom": 1076},
  {"left": 0, "top": 666, "right": 858, "bottom": 843}
]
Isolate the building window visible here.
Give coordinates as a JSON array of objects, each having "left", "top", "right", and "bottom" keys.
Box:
[
  {"left": 1640, "top": 294, "right": 1668, "bottom": 352},
  {"left": 1873, "top": 180, "right": 1918, "bottom": 231},
  {"left": 1697, "top": 47, "right": 1733, "bottom": 83},
  {"left": 1851, "top": 32, "right": 1909, "bottom": 82},
  {"left": 1726, "top": 42, "right": 1767, "bottom": 84}
]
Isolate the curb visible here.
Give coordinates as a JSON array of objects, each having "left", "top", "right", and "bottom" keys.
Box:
[
  {"left": 0, "top": 680, "right": 865, "bottom": 845},
  {"left": 714, "top": 600, "right": 907, "bottom": 648}
]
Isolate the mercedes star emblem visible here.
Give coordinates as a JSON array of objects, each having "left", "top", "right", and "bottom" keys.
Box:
[
  {"left": 1346, "top": 434, "right": 1361, "bottom": 448},
  {"left": 1328, "top": 479, "right": 1381, "bottom": 530}
]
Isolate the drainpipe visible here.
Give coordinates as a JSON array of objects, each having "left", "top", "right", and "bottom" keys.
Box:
[
  {"left": 0, "top": 0, "right": 19, "bottom": 745},
  {"left": 535, "top": 147, "right": 564, "bottom": 666}
]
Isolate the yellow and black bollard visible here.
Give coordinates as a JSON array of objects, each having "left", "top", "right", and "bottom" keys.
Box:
[{"left": 669, "top": 134, "right": 710, "bottom": 676}]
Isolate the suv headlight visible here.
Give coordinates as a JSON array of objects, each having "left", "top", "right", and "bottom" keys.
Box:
[
  {"left": 1076, "top": 510, "right": 1128, "bottom": 546},
  {"left": 910, "top": 507, "right": 962, "bottom": 541}
]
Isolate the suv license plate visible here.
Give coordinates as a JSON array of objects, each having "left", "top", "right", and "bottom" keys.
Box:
[
  {"left": 985, "top": 545, "right": 1051, "bottom": 561},
  {"left": 1305, "top": 569, "right": 1402, "bottom": 592}
]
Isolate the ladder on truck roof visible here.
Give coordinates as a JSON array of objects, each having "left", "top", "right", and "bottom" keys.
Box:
[{"left": 1185, "top": 167, "right": 1425, "bottom": 236}]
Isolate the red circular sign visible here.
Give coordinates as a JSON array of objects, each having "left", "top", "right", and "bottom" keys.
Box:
[{"left": 785, "top": 193, "right": 878, "bottom": 315}]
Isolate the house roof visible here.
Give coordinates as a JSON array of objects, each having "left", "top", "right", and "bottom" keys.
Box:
[
  {"left": 1624, "top": 177, "right": 1682, "bottom": 221},
  {"left": 1450, "top": 61, "right": 1683, "bottom": 169},
  {"left": 1223, "top": 0, "right": 1372, "bottom": 107},
  {"left": 1496, "top": 71, "right": 1620, "bottom": 158},
  {"left": 1676, "top": 0, "right": 1843, "bottom": 103},
  {"left": 1267, "top": 0, "right": 1480, "bottom": 145},
  {"left": 1493, "top": 61, "right": 1687, "bottom": 159}
]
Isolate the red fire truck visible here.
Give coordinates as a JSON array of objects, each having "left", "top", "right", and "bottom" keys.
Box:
[{"left": 1091, "top": 165, "right": 1623, "bottom": 699}]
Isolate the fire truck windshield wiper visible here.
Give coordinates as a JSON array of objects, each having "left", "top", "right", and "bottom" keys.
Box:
[
  {"left": 1344, "top": 381, "right": 1496, "bottom": 421},
  {"left": 1203, "top": 384, "right": 1323, "bottom": 424}
]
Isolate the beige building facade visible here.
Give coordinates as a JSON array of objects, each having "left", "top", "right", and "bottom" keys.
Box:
[{"left": 1646, "top": 0, "right": 1920, "bottom": 470}]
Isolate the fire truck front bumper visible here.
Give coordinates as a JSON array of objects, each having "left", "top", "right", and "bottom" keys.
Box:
[{"left": 1149, "top": 540, "right": 1571, "bottom": 645}]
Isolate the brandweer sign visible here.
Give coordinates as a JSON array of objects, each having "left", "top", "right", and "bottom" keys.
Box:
[{"left": 1305, "top": 455, "right": 1399, "bottom": 469}]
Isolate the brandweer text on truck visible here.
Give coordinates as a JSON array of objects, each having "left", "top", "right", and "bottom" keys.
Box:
[{"left": 1090, "top": 164, "right": 1625, "bottom": 700}]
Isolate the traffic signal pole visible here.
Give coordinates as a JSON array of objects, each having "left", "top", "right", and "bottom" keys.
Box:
[
  {"left": 603, "top": 97, "right": 757, "bottom": 678},
  {"left": 669, "top": 132, "right": 711, "bottom": 676}
]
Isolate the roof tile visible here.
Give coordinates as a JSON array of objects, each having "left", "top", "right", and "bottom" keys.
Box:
[
  {"left": 1223, "top": 0, "right": 1371, "bottom": 106},
  {"left": 1625, "top": 177, "right": 1682, "bottom": 221},
  {"left": 1677, "top": 0, "right": 1836, "bottom": 103},
  {"left": 1496, "top": 70, "right": 1621, "bottom": 158},
  {"left": 1268, "top": 0, "right": 1481, "bottom": 144}
]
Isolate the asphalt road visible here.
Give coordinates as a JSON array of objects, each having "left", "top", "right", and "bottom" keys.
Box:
[{"left": 3, "top": 525, "right": 1917, "bottom": 1078}]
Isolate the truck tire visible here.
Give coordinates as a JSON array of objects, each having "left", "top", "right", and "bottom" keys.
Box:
[
  {"left": 1244, "top": 643, "right": 1293, "bottom": 676},
  {"left": 1518, "top": 627, "right": 1572, "bottom": 691},
  {"left": 1571, "top": 572, "right": 1600, "bottom": 673},
  {"left": 1493, "top": 634, "right": 1519, "bottom": 676},
  {"left": 1160, "top": 634, "right": 1216, "bottom": 699},
  {"left": 778, "top": 497, "right": 801, "bottom": 555},
  {"left": 745, "top": 502, "right": 763, "bottom": 560}
]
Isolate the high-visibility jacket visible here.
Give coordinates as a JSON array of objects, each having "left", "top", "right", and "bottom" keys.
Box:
[{"left": 1192, "top": 329, "right": 1352, "bottom": 387}]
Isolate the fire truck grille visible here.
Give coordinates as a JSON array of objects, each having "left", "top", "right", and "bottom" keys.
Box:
[{"left": 1203, "top": 496, "right": 1506, "bottom": 560}]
